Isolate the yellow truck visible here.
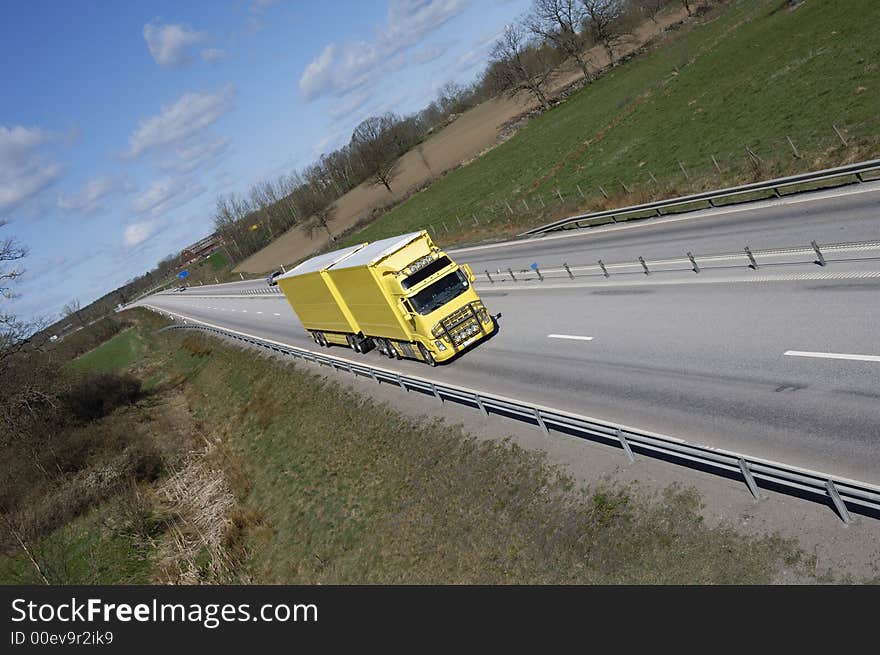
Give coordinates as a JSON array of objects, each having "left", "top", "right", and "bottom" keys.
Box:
[{"left": 276, "top": 230, "right": 496, "bottom": 365}]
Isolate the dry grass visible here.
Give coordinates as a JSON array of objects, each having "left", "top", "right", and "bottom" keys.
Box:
[{"left": 164, "top": 330, "right": 821, "bottom": 584}]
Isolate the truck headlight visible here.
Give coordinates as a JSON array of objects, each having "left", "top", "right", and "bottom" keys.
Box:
[{"left": 434, "top": 340, "right": 447, "bottom": 351}]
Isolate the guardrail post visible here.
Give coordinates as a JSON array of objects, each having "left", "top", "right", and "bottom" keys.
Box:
[
  {"left": 687, "top": 252, "right": 700, "bottom": 273},
  {"left": 475, "top": 394, "right": 488, "bottom": 417},
  {"left": 648, "top": 171, "right": 659, "bottom": 185},
  {"left": 620, "top": 180, "right": 632, "bottom": 194},
  {"left": 485, "top": 270, "right": 494, "bottom": 283},
  {"left": 239, "top": 272, "right": 244, "bottom": 280},
  {"left": 505, "top": 200, "right": 514, "bottom": 214},
  {"left": 522, "top": 199, "right": 529, "bottom": 212},
  {"left": 556, "top": 189, "right": 564, "bottom": 203},
  {"left": 443, "top": 222, "right": 449, "bottom": 232},
  {"left": 616, "top": 428, "right": 635, "bottom": 463},
  {"left": 738, "top": 459, "right": 761, "bottom": 500},
  {"left": 711, "top": 155, "right": 722, "bottom": 174},
  {"left": 811, "top": 240, "right": 827, "bottom": 266},
  {"left": 539, "top": 195, "right": 546, "bottom": 208},
  {"left": 563, "top": 262, "right": 574, "bottom": 279},
  {"left": 639, "top": 256, "right": 650, "bottom": 275},
  {"left": 832, "top": 124, "right": 848, "bottom": 147},
  {"left": 576, "top": 184, "right": 585, "bottom": 198},
  {"left": 431, "top": 382, "right": 443, "bottom": 405},
  {"left": 531, "top": 263, "right": 544, "bottom": 281},
  {"left": 786, "top": 135, "right": 801, "bottom": 159},
  {"left": 825, "top": 480, "right": 851, "bottom": 524},
  {"left": 473, "top": 213, "right": 479, "bottom": 225},
  {"left": 396, "top": 374, "right": 408, "bottom": 392},
  {"left": 508, "top": 268, "right": 517, "bottom": 282},
  {"left": 598, "top": 260, "right": 609, "bottom": 278},
  {"left": 744, "top": 246, "right": 759, "bottom": 269},
  {"left": 533, "top": 408, "right": 549, "bottom": 435},
  {"left": 598, "top": 185, "right": 609, "bottom": 199}
]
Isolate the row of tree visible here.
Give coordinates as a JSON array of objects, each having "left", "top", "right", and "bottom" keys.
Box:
[{"left": 488, "top": 0, "right": 696, "bottom": 111}]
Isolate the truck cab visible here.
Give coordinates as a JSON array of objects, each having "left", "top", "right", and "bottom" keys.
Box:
[{"left": 393, "top": 251, "right": 494, "bottom": 363}]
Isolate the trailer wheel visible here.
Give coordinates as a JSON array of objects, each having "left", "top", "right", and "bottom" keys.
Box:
[
  {"left": 316, "top": 332, "right": 328, "bottom": 347},
  {"left": 418, "top": 343, "right": 437, "bottom": 367},
  {"left": 378, "top": 338, "right": 396, "bottom": 359}
]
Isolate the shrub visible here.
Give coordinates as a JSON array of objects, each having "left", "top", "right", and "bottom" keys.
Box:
[{"left": 65, "top": 372, "right": 141, "bottom": 421}]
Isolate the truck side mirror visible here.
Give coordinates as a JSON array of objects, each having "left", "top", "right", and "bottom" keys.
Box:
[{"left": 462, "top": 264, "right": 475, "bottom": 283}]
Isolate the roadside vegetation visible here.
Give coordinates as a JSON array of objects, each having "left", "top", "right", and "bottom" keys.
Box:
[{"left": 1, "top": 308, "right": 857, "bottom": 584}]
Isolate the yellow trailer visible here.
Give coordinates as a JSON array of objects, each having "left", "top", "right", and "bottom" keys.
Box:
[{"left": 277, "top": 231, "right": 496, "bottom": 364}]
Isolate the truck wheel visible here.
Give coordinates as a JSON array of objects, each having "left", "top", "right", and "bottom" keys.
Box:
[{"left": 418, "top": 343, "right": 437, "bottom": 367}]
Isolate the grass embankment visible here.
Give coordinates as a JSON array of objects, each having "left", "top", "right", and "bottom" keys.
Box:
[
  {"left": 70, "top": 328, "right": 143, "bottom": 373},
  {"left": 339, "top": 0, "right": 880, "bottom": 248},
  {"left": 4, "top": 309, "right": 838, "bottom": 584}
]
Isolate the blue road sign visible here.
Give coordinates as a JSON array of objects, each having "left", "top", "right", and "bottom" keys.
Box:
[
  {"left": 178, "top": 270, "right": 189, "bottom": 279},
  {"left": 530, "top": 262, "right": 539, "bottom": 270}
]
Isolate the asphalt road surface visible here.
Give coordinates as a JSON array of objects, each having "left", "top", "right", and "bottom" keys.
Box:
[{"left": 137, "top": 183, "right": 880, "bottom": 483}]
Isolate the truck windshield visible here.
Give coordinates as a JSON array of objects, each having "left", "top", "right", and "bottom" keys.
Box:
[{"left": 407, "top": 270, "right": 469, "bottom": 315}]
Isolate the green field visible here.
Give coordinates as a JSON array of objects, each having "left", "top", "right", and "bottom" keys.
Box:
[
  {"left": 70, "top": 328, "right": 143, "bottom": 373},
  {"left": 0, "top": 500, "right": 152, "bottom": 584},
  {"left": 341, "top": 0, "right": 880, "bottom": 246}
]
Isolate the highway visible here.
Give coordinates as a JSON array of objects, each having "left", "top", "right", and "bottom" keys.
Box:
[{"left": 135, "top": 183, "right": 880, "bottom": 484}]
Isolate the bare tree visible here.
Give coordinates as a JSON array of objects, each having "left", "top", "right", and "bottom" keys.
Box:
[
  {"left": 62, "top": 299, "right": 86, "bottom": 328},
  {"left": 680, "top": 0, "right": 692, "bottom": 15},
  {"left": 527, "top": 0, "right": 592, "bottom": 80},
  {"left": 490, "top": 24, "right": 553, "bottom": 110},
  {"left": 307, "top": 203, "right": 337, "bottom": 242},
  {"left": 581, "top": 0, "right": 627, "bottom": 64},
  {"left": 350, "top": 114, "right": 403, "bottom": 193},
  {"left": 636, "top": 0, "right": 669, "bottom": 22},
  {"left": 0, "top": 222, "right": 32, "bottom": 356}
]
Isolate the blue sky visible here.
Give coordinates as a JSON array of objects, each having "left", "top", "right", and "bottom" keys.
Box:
[{"left": 2, "top": 0, "right": 530, "bottom": 324}]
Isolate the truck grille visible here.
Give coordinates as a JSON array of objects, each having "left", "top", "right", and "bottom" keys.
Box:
[{"left": 441, "top": 305, "right": 483, "bottom": 347}]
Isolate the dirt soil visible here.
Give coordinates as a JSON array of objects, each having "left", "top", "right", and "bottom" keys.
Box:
[{"left": 234, "top": 6, "right": 691, "bottom": 273}]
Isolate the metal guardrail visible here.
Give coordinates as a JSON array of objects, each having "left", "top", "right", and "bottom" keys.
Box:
[
  {"left": 481, "top": 239, "right": 880, "bottom": 284},
  {"left": 151, "top": 314, "right": 880, "bottom": 523},
  {"left": 520, "top": 158, "right": 880, "bottom": 236}
]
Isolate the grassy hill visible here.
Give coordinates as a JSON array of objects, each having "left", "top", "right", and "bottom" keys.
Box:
[{"left": 340, "top": 0, "right": 880, "bottom": 247}]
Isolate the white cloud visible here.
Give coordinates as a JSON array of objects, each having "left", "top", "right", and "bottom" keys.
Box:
[
  {"left": 298, "top": 0, "right": 470, "bottom": 101},
  {"left": 165, "top": 136, "right": 231, "bottom": 174},
  {"left": 382, "top": 0, "right": 470, "bottom": 50},
  {"left": 123, "top": 220, "right": 159, "bottom": 247},
  {"left": 143, "top": 19, "right": 205, "bottom": 68},
  {"left": 201, "top": 48, "right": 226, "bottom": 63},
  {"left": 125, "top": 85, "right": 235, "bottom": 158},
  {"left": 131, "top": 176, "right": 206, "bottom": 217},
  {"left": 247, "top": 0, "right": 282, "bottom": 34},
  {"left": 0, "top": 125, "right": 61, "bottom": 214},
  {"left": 57, "top": 175, "right": 132, "bottom": 214},
  {"left": 328, "top": 90, "right": 371, "bottom": 122}
]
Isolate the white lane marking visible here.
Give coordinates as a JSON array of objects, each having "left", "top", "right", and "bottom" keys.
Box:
[
  {"left": 242, "top": 310, "right": 248, "bottom": 313},
  {"left": 548, "top": 334, "right": 594, "bottom": 341},
  {"left": 256, "top": 311, "right": 263, "bottom": 314},
  {"left": 784, "top": 350, "right": 880, "bottom": 363},
  {"left": 273, "top": 312, "right": 281, "bottom": 316}
]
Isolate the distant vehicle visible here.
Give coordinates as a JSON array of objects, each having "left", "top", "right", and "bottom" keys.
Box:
[
  {"left": 277, "top": 230, "right": 495, "bottom": 366},
  {"left": 49, "top": 335, "right": 59, "bottom": 342},
  {"left": 266, "top": 270, "right": 283, "bottom": 286},
  {"left": 177, "top": 285, "right": 187, "bottom": 292}
]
